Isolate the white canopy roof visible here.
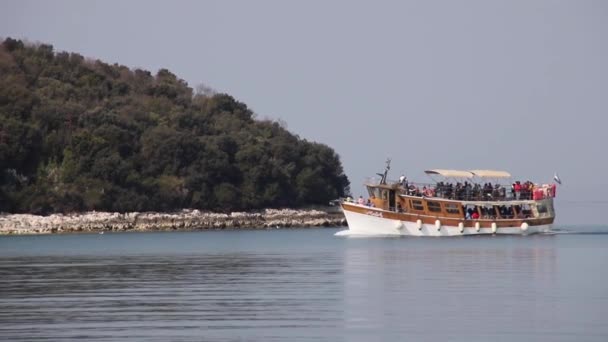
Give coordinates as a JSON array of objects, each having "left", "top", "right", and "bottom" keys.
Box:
[
  {"left": 469, "top": 170, "right": 512, "bottom": 179},
  {"left": 424, "top": 169, "right": 474, "bottom": 179},
  {"left": 425, "top": 169, "right": 512, "bottom": 179}
]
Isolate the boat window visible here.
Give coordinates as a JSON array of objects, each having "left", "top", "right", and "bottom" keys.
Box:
[
  {"left": 464, "top": 204, "right": 477, "bottom": 219},
  {"left": 519, "top": 204, "right": 532, "bottom": 218},
  {"left": 411, "top": 200, "right": 424, "bottom": 211},
  {"left": 481, "top": 205, "right": 496, "bottom": 219},
  {"left": 367, "top": 187, "right": 381, "bottom": 198},
  {"left": 427, "top": 201, "right": 441, "bottom": 212},
  {"left": 493, "top": 206, "right": 502, "bottom": 218},
  {"left": 497, "top": 205, "right": 514, "bottom": 219},
  {"left": 444, "top": 203, "right": 460, "bottom": 214},
  {"left": 537, "top": 203, "right": 548, "bottom": 214}
]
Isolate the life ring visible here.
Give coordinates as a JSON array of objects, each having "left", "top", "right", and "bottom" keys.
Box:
[
  {"left": 458, "top": 222, "right": 464, "bottom": 233},
  {"left": 521, "top": 222, "right": 529, "bottom": 232},
  {"left": 491, "top": 222, "right": 497, "bottom": 234},
  {"left": 435, "top": 219, "right": 441, "bottom": 231},
  {"left": 416, "top": 219, "right": 423, "bottom": 230},
  {"left": 475, "top": 222, "right": 480, "bottom": 232}
]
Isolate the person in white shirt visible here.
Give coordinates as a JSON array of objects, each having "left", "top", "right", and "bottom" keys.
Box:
[{"left": 399, "top": 174, "right": 407, "bottom": 187}]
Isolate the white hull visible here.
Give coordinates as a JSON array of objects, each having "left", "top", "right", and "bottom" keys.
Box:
[{"left": 337, "top": 207, "right": 551, "bottom": 237}]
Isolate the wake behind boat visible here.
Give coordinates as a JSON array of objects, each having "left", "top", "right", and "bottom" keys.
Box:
[{"left": 337, "top": 160, "right": 557, "bottom": 236}]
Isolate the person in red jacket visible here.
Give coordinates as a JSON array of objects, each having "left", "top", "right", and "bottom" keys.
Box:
[{"left": 514, "top": 181, "right": 522, "bottom": 200}]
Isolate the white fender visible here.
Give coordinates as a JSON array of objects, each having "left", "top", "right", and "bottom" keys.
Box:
[
  {"left": 395, "top": 221, "right": 404, "bottom": 230},
  {"left": 416, "top": 219, "right": 423, "bottom": 230},
  {"left": 521, "top": 222, "right": 529, "bottom": 232},
  {"left": 435, "top": 219, "right": 441, "bottom": 231},
  {"left": 458, "top": 222, "right": 464, "bottom": 233},
  {"left": 491, "top": 222, "right": 497, "bottom": 234},
  {"left": 475, "top": 222, "right": 480, "bottom": 232}
]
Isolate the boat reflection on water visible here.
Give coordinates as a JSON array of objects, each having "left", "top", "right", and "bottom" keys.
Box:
[{"left": 340, "top": 237, "right": 558, "bottom": 336}]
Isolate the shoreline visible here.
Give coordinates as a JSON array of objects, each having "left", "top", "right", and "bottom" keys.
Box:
[{"left": 0, "top": 208, "right": 346, "bottom": 235}]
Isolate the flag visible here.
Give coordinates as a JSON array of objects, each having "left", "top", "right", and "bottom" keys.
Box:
[{"left": 553, "top": 172, "right": 562, "bottom": 185}]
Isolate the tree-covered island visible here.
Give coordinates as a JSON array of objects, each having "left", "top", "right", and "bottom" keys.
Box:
[{"left": 0, "top": 38, "right": 350, "bottom": 215}]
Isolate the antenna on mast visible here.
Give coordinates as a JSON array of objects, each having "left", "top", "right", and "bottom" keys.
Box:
[{"left": 376, "top": 158, "right": 391, "bottom": 184}]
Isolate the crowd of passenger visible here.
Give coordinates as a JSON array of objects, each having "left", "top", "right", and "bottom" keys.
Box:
[
  {"left": 345, "top": 195, "right": 375, "bottom": 207},
  {"left": 400, "top": 179, "right": 555, "bottom": 201},
  {"left": 464, "top": 205, "right": 532, "bottom": 219}
]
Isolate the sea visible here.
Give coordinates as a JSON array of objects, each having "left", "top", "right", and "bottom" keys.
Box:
[{"left": 1, "top": 226, "right": 607, "bottom": 342}]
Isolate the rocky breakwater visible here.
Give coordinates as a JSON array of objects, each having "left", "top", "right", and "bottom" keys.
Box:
[{"left": 0, "top": 208, "right": 346, "bottom": 235}]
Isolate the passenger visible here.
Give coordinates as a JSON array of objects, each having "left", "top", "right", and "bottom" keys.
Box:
[
  {"left": 357, "top": 196, "right": 365, "bottom": 205},
  {"left": 527, "top": 181, "right": 534, "bottom": 199},
  {"left": 471, "top": 211, "right": 480, "bottom": 220},
  {"left": 484, "top": 183, "right": 492, "bottom": 199},
  {"left": 399, "top": 174, "right": 407, "bottom": 187},
  {"left": 455, "top": 183, "right": 462, "bottom": 200},
  {"left": 464, "top": 182, "right": 472, "bottom": 200},
  {"left": 499, "top": 186, "right": 506, "bottom": 200},
  {"left": 466, "top": 208, "right": 473, "bottom": 220},
  {"left": 492, "top": 184, "right": 500, "bottom": 199},
  {"left": 514, "top": 181, "right": 521, "bottom": 200},
  {"left": 435, "top": 182, "right": 444, "bottom": 198},
  {"left": 366, "top": 198, "right": 372, "bottom": 207},
  {"left": 422, "top": 186, "right": 433, "bottom": 197},
  {"left": 472, "top": 183, "right": 481, "bottom": 200},
  {"left": 499, "top": 205, "right": 507, "bottom": 218}
]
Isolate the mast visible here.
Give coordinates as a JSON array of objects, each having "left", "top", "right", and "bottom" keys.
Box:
[{"left": 376, "top": 158, "right": 391, "bottom": 185}]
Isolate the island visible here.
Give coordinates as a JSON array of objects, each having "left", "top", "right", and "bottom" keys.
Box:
[{"left": 0, "top": 38, "right": 350, "bottom": 234}]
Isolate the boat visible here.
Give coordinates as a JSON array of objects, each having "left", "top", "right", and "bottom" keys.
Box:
[{"left": 338, "top": 160, "right": 557, "bottom": 236}]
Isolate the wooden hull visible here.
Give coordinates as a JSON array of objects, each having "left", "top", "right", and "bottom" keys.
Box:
[{"left": 338, "top": 202, "right": 553, "bottom": 236}]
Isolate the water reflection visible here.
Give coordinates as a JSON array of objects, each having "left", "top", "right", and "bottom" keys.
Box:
[
  {"left": 1, "top": 230, "right": 607, "bottom": 341},
  {"left": 0, "top": 252, "right": 345, "bottom": 341},
  {"left": 341, "top": 237, "right": 558, "bottom": 339}
]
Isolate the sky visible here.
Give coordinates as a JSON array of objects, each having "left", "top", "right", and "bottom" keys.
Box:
[{"left": 1, "top": 0, "right": 607, "bottom": 224}]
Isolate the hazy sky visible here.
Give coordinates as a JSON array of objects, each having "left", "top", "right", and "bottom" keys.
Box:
[{"left": 1, "top": 0, "right": 607, "bottom": 224}]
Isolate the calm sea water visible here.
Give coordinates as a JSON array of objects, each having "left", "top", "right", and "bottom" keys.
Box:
[{"left": 1, "top": 226, "right": 608, "bottom": 342}]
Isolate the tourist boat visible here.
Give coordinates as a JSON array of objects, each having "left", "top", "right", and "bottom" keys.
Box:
[{"left": 338, "top": 161, "right": 557, "bottom": 236}]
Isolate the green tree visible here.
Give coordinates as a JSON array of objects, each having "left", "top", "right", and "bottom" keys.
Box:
[{"left": 0, "top": 37, "right": 350, "bottom": 214}]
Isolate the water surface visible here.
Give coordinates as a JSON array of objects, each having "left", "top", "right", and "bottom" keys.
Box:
[{"left": 1, "top": 226, "right": 607, "bottom": 341}]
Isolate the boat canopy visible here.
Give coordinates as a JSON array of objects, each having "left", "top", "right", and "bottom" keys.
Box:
[
  {"left": 425, "top": 169, "right": 512, "bottom": 179},
  {"left": 469, "top": 170, "right": 512, "bottom": 178},
  {"left": 424, "top": 169, "right": 474, "bottom": 179}
]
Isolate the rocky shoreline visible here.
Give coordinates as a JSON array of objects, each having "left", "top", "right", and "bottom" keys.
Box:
[{"left": 0, "top": 208, "right": 347, "bottom": 235}]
